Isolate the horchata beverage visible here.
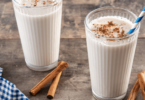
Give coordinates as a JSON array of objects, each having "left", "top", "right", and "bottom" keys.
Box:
[
  {"left": 85, "top": 7, "right": 140, "bottom": 100},
  {"left": 12, "top": 0, "right": 62, "bottom": 71}
]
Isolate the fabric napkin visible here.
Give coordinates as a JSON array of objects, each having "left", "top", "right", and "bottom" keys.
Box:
[{"left": 0, "top": 67, "right": 29, "bottom": 100}]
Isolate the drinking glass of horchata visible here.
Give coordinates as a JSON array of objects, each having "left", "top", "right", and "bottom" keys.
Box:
[
  {"left": 12, "top": 0, "right": 62, "bottom": 71},
  {"left": 84, "top": 7, "right": 140, "bottom": 100}
]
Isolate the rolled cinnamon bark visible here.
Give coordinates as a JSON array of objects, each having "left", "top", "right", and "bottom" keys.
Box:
[
  {"left": 127, "top": 79, "right": 140, "bottom": 100},
  {"left": 47, "top": 72, "right": 62, "bottom": 99},
  {"left": 138, "top": 71, "right": 145, "bottom": 100},
  {"left": 29, "top": 61, "right": 68, "bottom": 95}
]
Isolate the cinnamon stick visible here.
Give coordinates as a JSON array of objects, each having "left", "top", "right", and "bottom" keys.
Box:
[
  {"left": 138, "top": 71, "right": 145, "bottom": 100},
  {"left": 47, "top": 72, "right": 62, "bottom": 99},
  {"left": 29, "top": 61, "right": 68, "bottom": 95},
  {"left": 127, "top": 79, "right": 140, "bottom": 100}
]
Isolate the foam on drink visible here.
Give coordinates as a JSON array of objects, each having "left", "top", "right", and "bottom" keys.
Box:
[{"left": 89, "top": 16, "right": 133, "bottom": 38}]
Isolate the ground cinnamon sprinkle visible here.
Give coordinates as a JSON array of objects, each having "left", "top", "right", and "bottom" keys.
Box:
[
  {"left": 43, "top": 1, "right": 46, "bottom": 5},
  {"left": 30, "top": 0, "right": 57, "bottom": 6},
  {"left": 108, "top": 21, "right": 116, "bottom": 27},
  {"left": 53, "top": 3, "right": 58, "bottom": 6},
  {"left": 91, "top": 21, "right": 127, "bottom": 41},
  {"left": 113, "top": 28, "right": 120, "bottom": 33},
  {"left": 98, "top": 26, "right": 108, "bottom": 34},
  {"left": 47, "top": 0, "right": 56, "bottom": 4},
  {"left": 95, "top": 36, "right": 100, "bottom": 38},
  {"left": 32, "top": 0, "right": 37, "bottom": 6},
  {"left": 118, "top": 30, "right": 125, "bottom": 37},
  {"left": 121, "top": 30, "right": 125, "bottom": 36}
]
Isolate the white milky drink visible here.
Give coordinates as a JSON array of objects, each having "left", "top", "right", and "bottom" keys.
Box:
[
  {"left": 85, "top": 7, "right": 140, "bottom": 100},
  {"left": 12, "top": 0, "right": 62, "bottom": 71},
  {"left": 88, "top": 17, "right": 136, "bottom": 97}
]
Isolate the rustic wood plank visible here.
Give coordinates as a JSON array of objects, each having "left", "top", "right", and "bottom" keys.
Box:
[
  {"left": 0, "top": 38, "right": 144, "bottom": 100},
  {"left": 0, "top": 0, "right": 145, "bottom": 39}
]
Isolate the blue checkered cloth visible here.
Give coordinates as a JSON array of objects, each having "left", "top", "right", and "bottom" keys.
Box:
[{"left": 0, "top": 67, "right": 29, "bottom": 100}]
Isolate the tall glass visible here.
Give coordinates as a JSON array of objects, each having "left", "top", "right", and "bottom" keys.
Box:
[
  {"left": 84, "top": 7, "right": 140, "bottom": 100},
  {"left": 12, "top": 0, "right": 62, "bottom": 71}
]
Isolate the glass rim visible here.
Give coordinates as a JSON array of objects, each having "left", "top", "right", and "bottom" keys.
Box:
[
  {"left": 84, "top": 6, "right": 140, "bottom": 39},
  {"left": 12, "top": 0, "right": 61, "bottom": 8}
]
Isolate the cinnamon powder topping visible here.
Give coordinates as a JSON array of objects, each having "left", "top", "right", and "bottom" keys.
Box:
[
  {"left": 25, "top": 0, "right": 57, "bottom": 7},
  {"left": 113, "top": 28, "right": 120, "bottom": 33},
  {"left": 91, "top": 21, "right": 127, "bottom": 40},
  {"left": 108, "top": 21, "right": 116, "bottom": 27},
  {"left": 47, "top": 0, "right": 56, "bottom": 4},
  {"left": 43, "top": 1, "right": 46, "bottom": 5}
]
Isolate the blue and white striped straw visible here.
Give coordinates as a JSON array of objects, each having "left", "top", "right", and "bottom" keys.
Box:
[
  {"left": 0, "top": 68, "right": 3, "bottom": 77},
  {"left": 128, "top": 7, "right": 145, "bottom": 34}
]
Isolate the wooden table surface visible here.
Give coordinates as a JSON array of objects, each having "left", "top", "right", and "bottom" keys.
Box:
[{"left": 0, "top": 0, "right": 145, "bottom": 100}]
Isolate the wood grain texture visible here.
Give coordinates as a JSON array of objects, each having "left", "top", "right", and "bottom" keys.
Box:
[
  {"left": 0, "top": 38, "right": 144, "bottom": 100},
  {"left": 0, "top": 0, "right": 145, "bottom": 39}
]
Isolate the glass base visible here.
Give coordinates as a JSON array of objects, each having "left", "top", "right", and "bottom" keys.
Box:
[
  {"left": 92, "top": 90, "right": 126, "bottom": 100},
  {"left": 25, "top": 60, "right": 58, "bottom": 71}
]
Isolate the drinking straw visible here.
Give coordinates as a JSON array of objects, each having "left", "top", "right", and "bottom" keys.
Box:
[{"left": 128, "top": 7, "right": 145, "bottom": 34}]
